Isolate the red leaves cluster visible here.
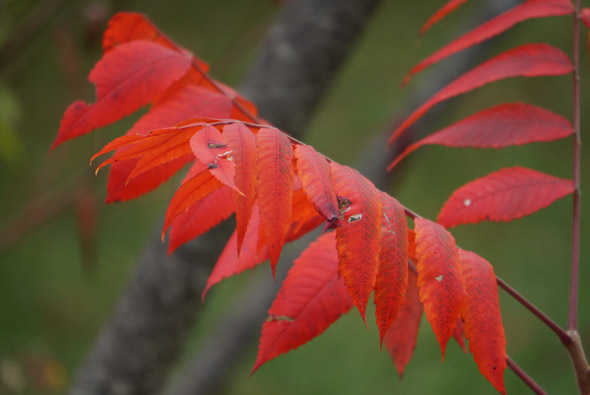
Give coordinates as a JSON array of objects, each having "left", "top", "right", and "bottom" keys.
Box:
[
  {"left": 390, "top": 0, "right": 576, "bottom": 229},
  {"left": 50, "top": 11, "right": 517, "bottom": 395}
]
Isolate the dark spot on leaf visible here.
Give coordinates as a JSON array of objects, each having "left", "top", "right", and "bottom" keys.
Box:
[
  {"left": 208, "top": 143, "right": 227, "bottom": 149},
  {"left": 337, "top": 196, "right": 351, "bottom": 220},
  {"left": 208, "top": 162, "right": 219, "bottom": 169}
]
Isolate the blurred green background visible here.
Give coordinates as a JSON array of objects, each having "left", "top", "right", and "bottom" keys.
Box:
[{"left": 1, "top": 0, "right": 589, "bottom": 393}]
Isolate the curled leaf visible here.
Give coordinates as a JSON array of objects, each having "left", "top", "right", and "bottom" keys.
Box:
[{"left": 414, "top": 218, "right": 467, "bottom": 359}]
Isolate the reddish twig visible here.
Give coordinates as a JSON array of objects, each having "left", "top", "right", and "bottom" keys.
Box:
[
  {"left": 191, "top": 61, "right": 260, "bottom": 123},
  {"left": 496, "top": 277, "right": 571, "bottom": 345},
  {"left": 507, "top": 357, "right": 548, "bottom": 395},
  {"left": 0, "top": 172, "right": 90, "bottom": 252},
  {"left": 568, "top": 0, "right": 582, "bottom": 334}
]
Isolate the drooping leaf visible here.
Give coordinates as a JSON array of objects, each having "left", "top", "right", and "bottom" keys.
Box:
[
  {"left": 414, "top": 217, "right": 467, "bottom": 358},
  {"left": 459, "top": 249, "right": 507, "bottom": 395},
  {"left": 251, "top": 232, "right": 353, "bottom": 374},
  {"left": 128, "top": 84, "right": 233, "bottom": 136},
  {"left": 582, "top": 8, "right": 590, "bottom": 29},
  {"left": 389, "top": 43, "right": 573, "bottom": 145},
  {"left": 406, "top": 0, "right": 574, "bottom": 84},
  {"left": 190, "top": 125, "right": 241, "bottom": 194},
  {"left": 419, "top": 0, "right": 470, "bottom": 36},
  {"left": 407, "top": 229, "right": 417, "bottom": 261},
  {"left": 438, "top": 166, "right": 575, "bottom": 227},
  {"left": 388, "top": 103, "right": 573, "bottom": 170},
  {"left": 581, "top": 8, "right": 590, "bottom": 59},
  {"left": 101, "top": 12, "right": 209, "bottom": 70},
  {"left": 94, "top": 125, "right": 201, "bottom": 183},
  {"left": 105, "top": 155, "right": 192, "bottom": 203},
  {"left": 256, "top": 127, "right": 294, "bottom": 278},
  {"left": 331, "top": 162, "right": 382, "bottom": 323},
  {"left": 452, "top": 318, "right": 467, "bottom": 353},
  {"left": 104, "top": 12, "right": 177, "bottom": 53},
  {"left": 202, "top": 204, "right": 268, "bottom": 298},
  {"left": 163, "top": 163, "right": 223, "bottom": 234},
  {"left": 105, "top": 83, "right": 235, "bottom": 202},
  {"left": 384, "top": 272, "right": 422, "bottom": 378},
  {"left": 222, "top": 123, "right": 258, "bottom": 252},
  {"left": 374, "top": 192, "right": 408, "bottom": 344},
  {"left": 168, "top": 186, "right": 234, "bottom": 254},
  {"left": 51, "top": 41, "right": 192, "bottom": 150},
  {"left": 580, "top": 8, "right": 590, "bottom": 29},
  {"left": 294, "top": 144, "right": 340, "bottom": 225},
  {"left": 287, "top": 187, "right": 325, "bottom": 242},
  {"left": 218, "top": 81, "right": 259, "bottom": 120}
]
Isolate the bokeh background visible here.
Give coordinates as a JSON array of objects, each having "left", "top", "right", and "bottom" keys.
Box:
[{"left": 1, "top": 0, "right": 589, "bottom": 393}]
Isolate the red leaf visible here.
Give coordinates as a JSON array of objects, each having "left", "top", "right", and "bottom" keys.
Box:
[
  {"left": 104, "top": 12, "right": 178, "bottom": 53},
  {"left": 223, "top": 123, "right": 258, "bottom": 252},
  {"left": 251, "top": 232, "right": 353, "bottom": 374},
  {"left": 389, "top": 43, "right": 573, "bottom": 145},
  {"left": 128, "top": 85, "right": 233, "bottom": 136},
  {"left": 105, "top": 155, "right": 192, "bottom": 203},
  {"left": 581, "top": 8, "right": 590, "bottom": 29},
  {"left": 163, "top": 163, "right": 223, "bottom": 234},
  {"left": 218, "top": 82, "right": 259, "bottom": 120},
  {"left": 438, "top": 166, "right": 575, "bottom": 227},
  {"left": 294, "top": 145, "right": 340, "bottom": 224},
  {"left": 388, "top": 103, "right": 573, "bottom": 170},
  {"left": 419, "top": 0, "right": 470, "bottom": 36},
  {"left": 581, "top": 8, "right": 590, "bottom": 59},
  {"left": 104, "top": 84, "right": 234, "bottom": 202},
  {"left": 101, "top": 12, "right": 209, "bottom": 71},
  {"left": 384, "top": 271, "right": 422, "bottom": 378},
  {"left": 286, "top": 187, "right": 325, "bottom": 242},
  {"left": 331, "top": 162, "right": 382, "bottom": 323},
  {"left": 374, "top": 192, "right": 408, "bottom": 344},
  {"left": 256, "top": 128, "right": 294, "bottom": 278},
  {"left": 407, "top": 0, "right": 573, "bottom": 84},
  {"left": 414, "top": 218, "right": 467, "bottom": 358},
  {"left": 190, "top": 125, "right": 242, "bottom": 194},
  {"left": 168, "top": 186, "right": 234, "bottom": 254},
  {"left": 407, "top": 229, "right": 417, "bottom": 261},
  {"left": 51, "top": 41, "right": 192, "bottom": 150},
  {"left": 452, "top": 318, "right": 467, "bottom": 353},
  {"left": 202, "top": 204, "right": 268, "bottom": 298},
  {"left": 94, "top": 125, "right": 200, "bottom": 182},
  {"left": 459, "top": 249, "right": 507, "bottom": 395}
]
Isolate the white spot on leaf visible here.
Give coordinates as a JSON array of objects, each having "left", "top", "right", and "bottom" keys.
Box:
[
  {"left": 348, "top": 214, "right": 362, "bottom": 223},
  {"left": 435, "top": 274, "right": 444, "bottom": 282},
  {"left": 464, "top": 199, "right": 471, "bottom": 207}
]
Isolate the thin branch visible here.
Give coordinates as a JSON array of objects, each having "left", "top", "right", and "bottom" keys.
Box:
[
  {"left": 568, "top": 0, "right": 582, "bottom": 333},
  {"left": 496, "top": 276, "right": 571, "bottom": 345},
  {"left": 0, "top": 172, "right": 90, "bottom": 252},
  {"left": 507, "top": 357, "right": 548, "bottom": 395},
  {"left": 0, "top": 0, "right": 67, "bottom": 73},
  {"left": 191, "top": 60, "right": 260, "bottom": 123}
]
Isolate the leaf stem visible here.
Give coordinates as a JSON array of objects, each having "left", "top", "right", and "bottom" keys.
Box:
[
  {"left": 496, "top": 276, "right": 571, "bottom": 345},
  {"left": 191, "top": 60, "right": 260, "bottom": 123},
  {"left": 568, "top": 0, "right": 582, "bottom": 333},
  {"left": 506, "top": 357, "right": 548, "bottom": 395}
]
